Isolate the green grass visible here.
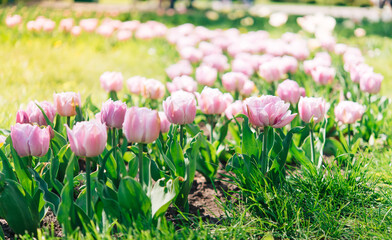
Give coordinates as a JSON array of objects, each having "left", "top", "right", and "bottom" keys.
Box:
[{"left": 1, "top": 6, "right": 392, "bottom": 239}]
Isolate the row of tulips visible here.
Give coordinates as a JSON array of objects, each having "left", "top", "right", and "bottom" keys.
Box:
[{"left": 1, "top": 13, "right": 390, "bottom": 238}]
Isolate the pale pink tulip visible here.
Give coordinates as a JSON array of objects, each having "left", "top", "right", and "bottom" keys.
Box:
[
  {"left": 222, "top": 72, "right": 248, "bottom": 92},
  {"left": 142, "top": 79, "right": 165, "bottom": 99},
  {"left": 197, "top": 87, "right": 233, "bottom": 115},
  {"left": 298, "top": 97, "right": 328, "bottom": 123},
  {"left": 258, "top": 61, "right": 283, "bottom": 83},
  {"left": 59, "top": 18, "right": 74, "bottom": 32},
  {"left": 71, "top": 26, "right": 82, "bottom": 36},
  {"left": 360, "top": 72, "right": 383, "bottom": 94},
  {"left": 311, "top": 66, "right": 335, "bottom": 85},
  {"left": 195, "top": 65, "right": 217, "bottom": 87},
  {"left": 334, "top": 101, "right": 365, "bottom": 124},
  {"left": 241, "top": 80, "right": 256, "bottom": 96},
  {"left": 126, "top": 76, "right": 146, "bottom": 95},
  {"left": 202, "top": 53, "right": 229, "bottom": 72},
  {"left": 80, "top": 18, "right": 99, "bottom": 32},
  {"left": 281, "top": 56, "right": 298, "bottom": 74},
  {"left": 243, "top": 96, "right": 296, "bottom": 128},
  {"left": 11, "top": 123, "right": 51, "bottom": 157},
  {"left": 269, "top": 12, "right": 288, "bottom": 27},
  {"left": 26, "top": 101, "right": 56, "bottom": 126},
  {"left": 5, "top": 15, "right": 22, "bottom": 28},
  {"left": 66, "top": 121, "right": 107, "bottom": 157},
  {"left": 225, "top": 100, "right": 244, "bottom": 120},
  {"left": 123, "top": 107, "right": 160, "bottom": 143},
  {"left": 117, "top": 30, "right": 132, "bottom": 41},
  {"left": 100, "top": 72, "right": 123, "bottom": 92},
  {"left": 53, "top": 92, "right": 82, "bottom": 117},
  {"left": 231, "top": 58, "right": 255, "bottom": 77},
  {"left": 167, "top": 76, "right": 197, "bottom": 93},
  {"left": 165, "top": 60, "right": 193, "bottom": 80},
  {"left": 16, "top": 110, "right": 29, "bottom": 124},
  {"left": 158, "top": 112, "right": 171, "bottom": 133},
  {"left": 96, "top": 24, "right": 114, "bottom": 37},
  {"left": 100, "top": 99, "right": 127, "bottom": 129},
  {"left": 277, "top": 80, "right": 305, "bottom": 105},
  {"left": 179, "top": 47, "right": 203, "bottom": 63},
  {"left": 163, "top": 90, "right": 196, "bottom": 125}
]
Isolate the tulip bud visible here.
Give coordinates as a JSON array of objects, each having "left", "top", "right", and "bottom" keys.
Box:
[
  {"left": 26, "top": 101, "right": 56, "bottom": 126},
  {"left": 197, "top": 87, "right": 233, "bottom": 115},
  {"left": 163, "top": 90, "right": 197, "bottom": 125},
  {"left": 243, "top": 96, "right": 296, "bottom": 128},
  {"left": 66, "top": 120, "right": 107, "bottom": 157},
  {"left": 298, "top": 97, "right": 328, "bottom": 124},
  {"left": 277, "top": 79, "right": 305, "bottom": 105},
  {"left": 101, "top": 99, "right": 127, "bottom": 129},
  {"left": 123, "top": 107, "right": 160, "bottom": 143},
  {"left": 334, "top": 101, "right": 365, "bottom": 124},
  {"left": 11, "top": 123, "right": 51, "bottom": 157},
  {"left": 158, "top": 112, "right": 171, "bottom": 133},
  {"left": 100, "top": 72, "right": 123, "bottom": 92},
  {"left": 360, "top": 72, "right": 383, "bottom": 94},
  {"left": 53, "top": 92, "right": 82, "bottom": 117}
]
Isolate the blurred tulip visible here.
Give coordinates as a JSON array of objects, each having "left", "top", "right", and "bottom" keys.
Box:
[
  {"left": 80, "top": 18, "right": 98, "bottom": 32},
  {"left": 163, "top": 90, "right": 197, "bottom": 125},
  {"left": 167, "top": 76, "right": 197, "bottom": 93},
  {"left": 195, "top": 65, "right": 217, "bottom": 87},
  {"left": 202, "top": 53, "right": 229, "bottom": 72},
  {"left": 298, "top": 97, "right": 328, "bottom": 124},
  {"left": 117, "top": 30, "right": 132, "bottom": 41},
  {"left": 59, "top": 18, "right": 74, "bottom": 32},
  {"left": 311, "top": 66, "right": 335, "bottom": 85},
  {"left": 53, "top": 92, "right": 82, "bottom": 117},
  {"left": 277, "top": 79, "right": 305, "bottom": 105},
  {"left": 179, "top": 46, "right": 203, "bottom": 63},
  {"left": 71, "top": 26, "right": 82, "bottom": 36},
  {"left": 158, "top": 111, "right": 171, "bottom": 133},
  {"left": 100, "top": 99, "right": 127, "bottom": 129},
  {"left": 222, "top": 72, "right": 248, "bottom": 92},
  {"left": 0, "top": 135, "right": 6, "bottom": 147},
  {"left": 258, "top": 61, "right": 283, "bottom": 82},
  {"left": 165, "top": 60, "right": 193, "bottom": 80},
  {"left": 100, "top": 72, "right": 123, "bottom": 92},
  {"left": 360, "top": 72, "right": 383, "bottom": 94},
  {"left": 269, "top": 12, "right": 288, "bottom": 27},
  {"left": 240, "top": 80, "right": 256, "bottom": 96},
  {"left": 243, "top": 96, "right": 296, "bottom": 128},
  {"left": 5, "top": 15, "right": 22, "bottom": 28},
  {"left": 142, "top": 79, "right": 165, "bottom": 99},
  {"left": 197, "top": 87, "right": 233, "bottom": 115},
  {"left": 126, "top": 76, "right": 146, "bottom": 95},
  {"left": 11, "top": 123, "right": 50, "bottom": 157},
  {"left": 66, "top": 121, "right": 107, "bottom": 157},
  {"left": 26, "top": 101, "right": 56, "bottom": 126},
  {"left": 334, "top": 101, "right": 365, "bottom": 124},
  {"left": 225, "top": 100, "right": 244, "bottom": 120},
  {"left": 123, "top": 107, "right": 160, "bottom": 143}
]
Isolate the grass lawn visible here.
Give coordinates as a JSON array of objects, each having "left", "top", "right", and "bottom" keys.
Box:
[{"left": 0, "top": 6, "right": 392, "bottom": 239}]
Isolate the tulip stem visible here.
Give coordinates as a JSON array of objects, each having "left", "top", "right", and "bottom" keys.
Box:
[
  {"left": 86, "top": 157, "right": 92, "bottom": 218},
  {"left": 180, "top": 125, "right": 184, "bottom": 148},
  {"left": 66, "top": 116, "right": 71, "bottom": 128},
  {"left": 262, "top": 126, "right": 269, "bottom": 174},
  {"left": 309, "top": 126, "right": 316, "bottom": 166},
  {"left": 234, "top": 90, "right": 240, "bottom": 101},
  {"left": 138, "top": 143, "right": 144, "bottom": 187},
  {"left": 347, "top": 124, "right": 351, "bottom": 150},
  {"left": 112, "top": 128, "right": 120, "bottom": 182},
  {"left": 209, "top": 115, "right": 215, "bottom": 144}
]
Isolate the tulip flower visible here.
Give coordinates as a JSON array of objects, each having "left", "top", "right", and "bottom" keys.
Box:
[
  {"left": 311, "top": 66, "right": 335, "bottom": 85},
  {"left": 71, "top": 26, "right": 82, "bottom": 36},
  {"left": 59, "top": 18, "right": 74, "bottom": 32},
  {"left": 53, "top": 92, "right": 82, "bottom": 126},
  {"left": 243, "top": 95, "right": 296, "bottom": 173},
  {"left": 241, "top": 80, "right": 256, "bottom": 96},
  {"left": 141, "top": 79, "right": 165, "bottom": 100},
  {"left": 66, "top": 120, "right": 107, "bottom": 217},
  {"left": 360, "top": 72, "right": 383, "bottom": 95},
  {"left": 5, "top": 15, "right": 22, "bottom": 28},
  {"left": 100, "top": 99, "right": 127, "bottom": 129},
  {"left": 197, "top": 87, "right": 233, "bottom": 142},
  {"left": 195, "top": 65, "right": 217, "bottom": 87},
  {"left": 26, "top": 101, "right": 56, "bottom": 126},
  {"left": 258, "top": 61, "right": 283, "bottom": 83},
  {"left": 277, "top": 79, "right": 305, "bottom": 105},
  {"left": 222, "top": 72, "right": 248, "bottom": 99},
  {"left": 100, "top": 72, "right": 123, "bottom": 100},
  {"left": 122, "top": 107, "right": 160, "bottom": 191},
  {"left": 225, "top": 100, "right": 244, "bottom": 121},
  {"left": 158, "top": 111, "right": 171, "bottom": 133},
  {"left": 16, "top": 110, "right": 29, "bottom": 124},
  {"left": 334, "top": 101, "right": 365, "bottom": 147},
  {"left": 126, "top": 76, "right": 146, "bottom": 95},
  {"left": 11, "top": 123, "right": 51, "bottom": 158},
  {"left": 166, "top": 75, "right": 197, "bottom": 93},
  {"left": 298, "top": 96, "right": 328, "bottom": 167}
]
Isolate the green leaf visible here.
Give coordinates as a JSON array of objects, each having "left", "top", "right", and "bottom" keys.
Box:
[
  {"left": 196, "top": 135, "right": 218, "bottom": 180},
  {"left": 30, "top": 169, "right": 60, "bottom": 214},
  {"left": 9, "top": 143, "right": 34, "bottom": 195},
  {"left": 0, "top": 149, "right": 17, "bottom": 181},
  {"left": 241, "top": 115, "right": 259, "bottom": 158},
  {"left": 118, "top": 177, "right": 151, "bottom": 220},
  {"left": 35, "top": 102, "right": 54, "bottom": 128},
  {"left": 151, "top": 178, "right": 179, "bottom": 219}
]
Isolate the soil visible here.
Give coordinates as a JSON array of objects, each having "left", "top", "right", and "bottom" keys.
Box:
[{"left": 0, "top": 169, "right": 236, "bottom": 238}]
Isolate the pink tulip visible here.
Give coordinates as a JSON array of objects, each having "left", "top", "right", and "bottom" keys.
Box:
[
  {"left": 197, "top": 87, "right": 233, "bottom": 115},
  {"left": 100, "top": 72, "right": 123, "bottom": 92},
  {"left": 314, "top": 52, "right": 332, "bottom": 67},
  {"left": 202, "top": 53, "right": 229, "bottom": 72},
  {"left": 243, "top": 96, "right": 296, "bottom": 128},
  {"left": 142, "top": 79, "right": 165, "bottom": 99},
  {"left": 231, "top": 58, "right": 254, "bottom": 77},
  {"left": 117, "top": 30, "right": 132, "bottom": 41},
  {"left": 163, "top": 90, "right": 197, "bottom": 125},
  {"left": 26, "top": 101, "right": 56, "bottom": 126},
  {"left": 43, "top": 19, "right": 56, "bottom": 32},
  {"left": 334, "top": 101, "right": 365, "bottom": 124},
  {"left": 281, "top": 56, "right": 298, "bottom": 74},
  {"left": 66, "top": 121, "right": 107, "bottom": 157},
  {"left": 222, "top": 72, "right": 248, "bottom": 92},
  {"left": 179, "top": 47, "right": 203, "bottom": 63},
  {"left": 258, "top": 61, "right": 283, "bottom": 83},
  {"left": 126, "top": 76, "right": 146, "bottom": 95},
  {"left": 195, "top": 65, "right": 217, "bottom": 87},
  {"left": 167, "top": 76, "right": 197, "bottom": 93},
  {"left": 96, "top": 24, "right": 114, "bottom": 37},
  {"left": 349, "top": 64, "right": 373, "bottom": 83},
  {"left": 16, "top": 110, "right": 29, "bottom": 124},
  {"left": 11, "top": 123, "right": 51, "bottom": 157},
  {"left": 311, "top": 66, "right": 335, "bottom": 85},
  {"left": 53, "top": 92, "right": 82, "bottom": 117},
  {"left": 360, "top": 72, "right": 383, "bottom": 94},
  {"left": 198, "top": 41, "right": 222, "bottom": 56},
  {"left": 123, "top": 107, "right": 160, "bottom": 143},
  {"left": 80, "top": 18, "right": 99, "bottom": 33},
  {"left": 5, "top": 15, "right": 22, "bottom": 28},
  {"left": 298, "top": 97, "right": 328, "bottom": 123},
  {"left": 277, "top": 79, "right": 305, "bottom": 105},
  {"left": 71, "top": 26, "right": 82, "bottom": 36},
  {"left": 241, "top": 80, "right": 256, "bottom": 96},
  {"left": 269, "top": 12, "right": 288, "bottom": 27},
  {"left": 165, "top": 60, "right": 193, "bottom": 80},
  {"left": 334, "top": 43, "right": 347, "bottom": 55},
  {"left": 225, "top": 100, "right": 244, "bottom": 120},
  {"left": 59, "top": 18, "right": 74, "bottom": 32},
  {"left": 100, "top": 99, "right": 127, "bottom": 129},
  {"left": 158, "top": 112, "right": 171, "bottom": 133},
  {"left": 120, "top": 20, "right": 140, "bottom": 31}
]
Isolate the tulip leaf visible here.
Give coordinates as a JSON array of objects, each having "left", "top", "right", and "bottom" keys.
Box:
[
  {"left": 95, "top": 180, "right": 122, "bottom": 220},
  {"left": 118, "top": 177, "right": 151, "bottom": 220},
  {"left": 196, "top": 135, "right": 218, "bottom": 181},
  {"left": 30, "top": 168, "right": 60, "bottom": 214},
  {"left": 156, "top": 139, "right": 176, "bottom": 176},
  {"left": 0, "top": 149, "right": 17, "bottom": 182},
  {"left": 9, "top": 143, "right": 34, "bottom": 195},
  {"left": 151, "top": 178, "right": 179, "bottom": 219},
  {"left": 241, "top": 116, "right": 259, "bottom": 159},
  {"left": 168, "top": 130, "right": 185, "bottom": 178}
]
